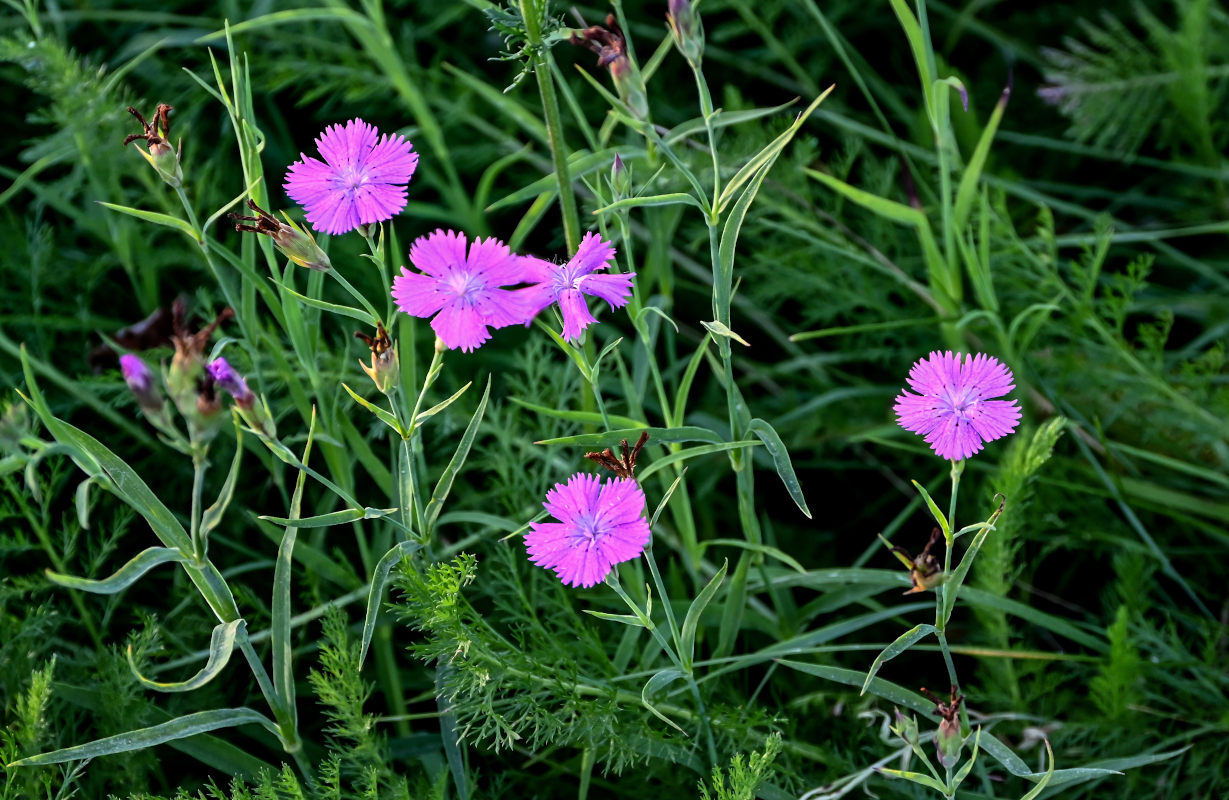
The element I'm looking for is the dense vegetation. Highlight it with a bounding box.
[1,0,1226,798]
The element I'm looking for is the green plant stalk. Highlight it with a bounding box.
[522,0,581,253]
[189,448,207,560]
[935,458,969,734]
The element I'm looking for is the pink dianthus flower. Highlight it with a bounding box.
[284,119,418,235]
[391,229,535,353]
[894,351,1021,461]
[522,232,634,342]
[526,472,651,588]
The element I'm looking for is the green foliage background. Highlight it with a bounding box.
[1,0,1226,798]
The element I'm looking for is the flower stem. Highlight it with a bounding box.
[522,0,580,253]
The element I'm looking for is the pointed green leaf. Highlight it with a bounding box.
[47,547,191,594]
[258,507,397,528]
[696,539,806,573]
[8,707,280,767]
[537,426,720,447]
[414,380,472,427]
[953,86,1010,231]
[1019,739,1054,800]
[201,428,243,539]
[342,383,404,437]
[636,441,760,482]
[748,419,811,519]
[641,668,688,734]
[876,767,948,793]
[650,469,687,528]
[358,539,424,668]
[681,560,727,669]
[424,377,490,535]
[74,476,94,530]
[911,479,952,541]
[584,610,647,627]
[861,624,939,695]
[97,202,199,241]
[278,283,376,326]
[128,620,244,693]
[700,320,750,346]
[942,500,1005,624]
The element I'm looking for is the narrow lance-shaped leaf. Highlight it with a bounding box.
[942,496,1005,625]
[748,418,812,519]
[8,707,281,767]
[127,620,245,693]
[272,409,314,732]
[681,560,727,670]
[641,668,688,734]
[201,427,243,539]
[358,540,424,668]
[47,547,192,595]
[861,624,939,695]
[423,377,491,535]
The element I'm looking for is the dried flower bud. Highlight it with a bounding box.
[230,199,331,272]
[120,354,164,414]
[124,104,182,188]
[356,323,399,395]
[167,300,232,420]
[936,715,964,768]
[667,0,704,65]
[571,16,649,119]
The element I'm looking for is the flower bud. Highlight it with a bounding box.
[124,104,182,188]
[891,708,920,747]
[207,357,254,409]
[120,354,164,414]
[356,323,399,395]
[230,200,331,272]
[667,0,704,65]
[935,716,964,768]
[610,153,630,200]
[609,56,649,120]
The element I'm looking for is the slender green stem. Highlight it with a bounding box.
[189,447,207,560]
[608,575,680,669]
[523,0,580,252]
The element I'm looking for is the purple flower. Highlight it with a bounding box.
[526,472,651,588]
[522,232,634,342]
[391,229,535,353]
[120,354,162,413]
[207,357,254,407]
[284,119,418,236]
[894,351,1021,461]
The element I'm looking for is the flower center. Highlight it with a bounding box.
[446,269,484,303]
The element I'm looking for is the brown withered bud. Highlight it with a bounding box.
[167,298,233,416]
[570,15,648,118]
[355,322,399,394]
[231,199,331,272]
[879,527,945,594]
[124,104,182,186]
[585,430,649,480]
[921,685,965,768]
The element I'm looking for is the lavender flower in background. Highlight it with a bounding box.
[207,357,254,408]
[525,472,651,588]
[284,119,418,235]
[120,354,163,413]
[894,351,1021,461]
[522,232,634,342]
[391,229,535,353]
